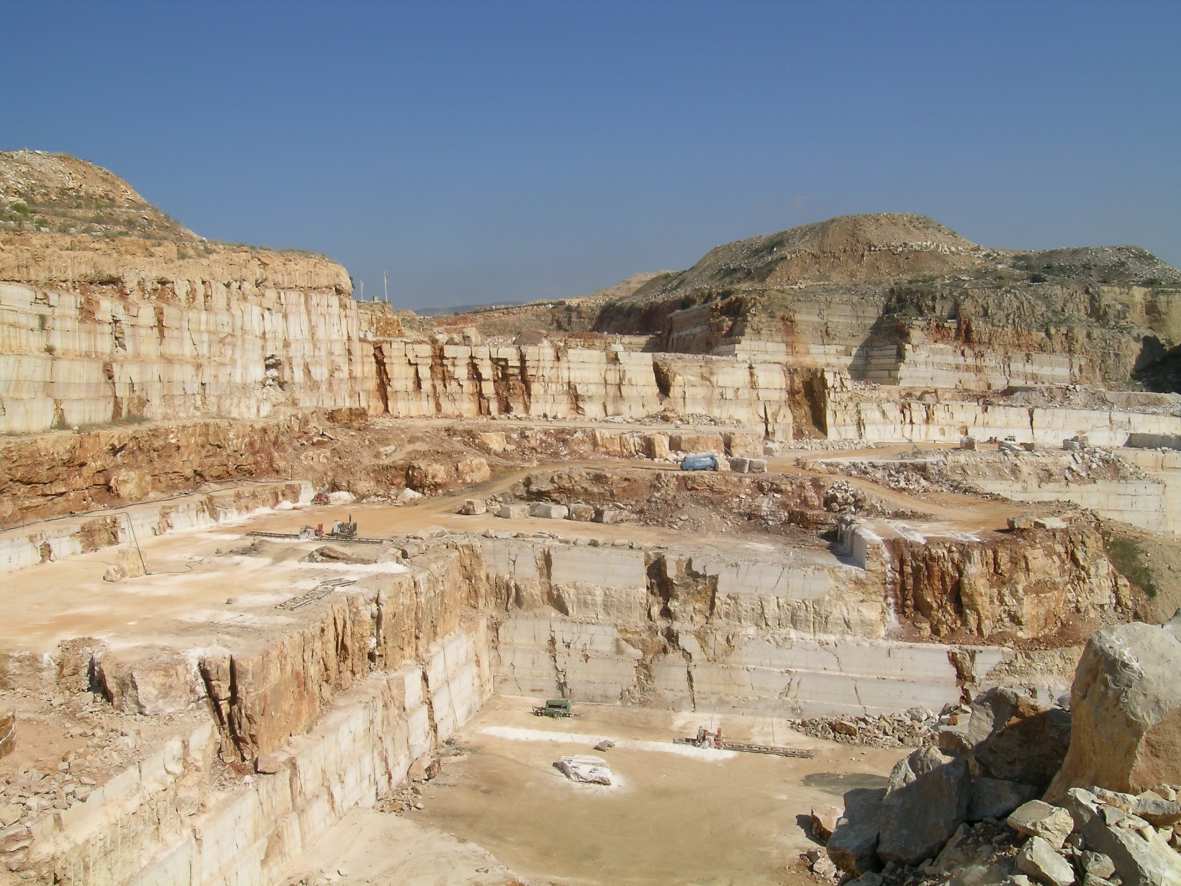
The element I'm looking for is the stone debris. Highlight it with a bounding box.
[789,709,939,749]
[554,755,614,786]
[0,710,14,760]
[458,498,487,515]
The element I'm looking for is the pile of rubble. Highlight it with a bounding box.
[789,709,938,749]
[809,616,1181,886]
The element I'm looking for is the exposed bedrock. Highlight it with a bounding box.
[887,519,1137,644]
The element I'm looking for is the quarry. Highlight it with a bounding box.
[1,150,1181,886]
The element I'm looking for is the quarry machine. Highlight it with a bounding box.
[533,699,574,718]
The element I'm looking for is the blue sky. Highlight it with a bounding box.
[4,1,1180,308]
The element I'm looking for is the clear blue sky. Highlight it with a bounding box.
[4,1,1180,308]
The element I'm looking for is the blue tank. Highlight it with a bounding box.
[679,454,718,471]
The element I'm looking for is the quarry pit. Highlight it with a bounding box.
[2,153,1181,885]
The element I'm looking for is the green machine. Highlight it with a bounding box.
[532,698,572,718]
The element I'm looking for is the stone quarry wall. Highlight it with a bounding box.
[0,481,311,574]
[459,535,1015,717]
[823,383,1181,447]
[19,630,491,886]
[370,339,795,437]
[0,413,326,528]
[7,269,1181,452]
[0,279,370,435]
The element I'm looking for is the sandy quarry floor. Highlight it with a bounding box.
[289,696,905,886]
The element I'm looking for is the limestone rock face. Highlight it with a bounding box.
[1048,618,1181,799]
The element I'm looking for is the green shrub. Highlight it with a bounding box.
[1104,533,1159,598]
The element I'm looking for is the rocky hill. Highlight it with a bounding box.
[578,214,1181,391]
[0,150,346,291]
[0,151,375,434]
[0,149,195,240]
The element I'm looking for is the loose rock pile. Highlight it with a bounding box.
[789,709,938,749]
[812,617,1181,885]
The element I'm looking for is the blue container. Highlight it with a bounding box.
[679,454,718,471]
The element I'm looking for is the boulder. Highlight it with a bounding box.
[1061,788,1103,831]
[886,745,950,795]
[458,498,486,516]
[1081,805,1181,886]
[496,503,528,520]
[1017,836,1076,886]
[1132,791,1181,827]
[878,757,971,864]
[827,789,885,876]
[554,755,613,786]
[1048,618,1181,799]
[962,687,1072,790]
[969,777,1040,821]
[810,805,842,841]
[94,646,200,715]
[1007,800,1075,849]
[1080,852,1116,880]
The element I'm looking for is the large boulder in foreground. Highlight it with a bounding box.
[877,754,971,864]
[1048,615,1181,799]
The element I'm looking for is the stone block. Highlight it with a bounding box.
[643,434,670,460]
[729,457,750,473]
[528,502,569,520]
[594,507,627,524]
[496,503,529,520]
[1034,517,1068,530]
[458,499,487,516]
[747,458,767,473]
[567,503,595,522]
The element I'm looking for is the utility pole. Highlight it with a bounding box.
[359,279,365,301]
[383,270,389,305]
